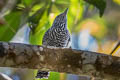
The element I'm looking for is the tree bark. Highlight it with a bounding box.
[0,41,120,80]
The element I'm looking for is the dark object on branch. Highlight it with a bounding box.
[36,71,50,79]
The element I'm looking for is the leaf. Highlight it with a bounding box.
[68,0,84,32]
[113,0,120,5]
[0,11,21,41]
[48,72,60,80]
[29,11,50,45]
[84,0,106,17]
[21,0,33,6]
[55,0,70,9]
[28,6,46,33]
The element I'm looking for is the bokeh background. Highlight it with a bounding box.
[0,0,120,80]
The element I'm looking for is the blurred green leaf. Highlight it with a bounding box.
[29,11,50,45]
[48,72,60,80]
[28,6,46,33]
[17,4,25,9]
[0,11,21,41]
[55,0,70,10]
[84,0,106,17]
[22,0,33,6]
[113,0,120,5]
[30,3,45,15]
[68,0,84,32]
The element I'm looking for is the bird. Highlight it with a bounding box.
[36,8,71,79]
[110,41,120,55]
[42,8,71,48]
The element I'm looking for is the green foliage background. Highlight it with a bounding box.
[0,0,106,44]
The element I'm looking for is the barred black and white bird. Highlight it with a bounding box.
[36,8,71,79]
[42,8,71,48]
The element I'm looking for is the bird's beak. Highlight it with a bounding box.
[63,8,68,15]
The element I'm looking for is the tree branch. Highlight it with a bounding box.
[0,41,120,79]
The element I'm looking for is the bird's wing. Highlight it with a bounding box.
[66,35,71,48]
[42,28,51,46]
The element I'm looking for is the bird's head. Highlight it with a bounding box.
[52,8,68,28]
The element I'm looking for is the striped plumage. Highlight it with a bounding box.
[42,8,71,48]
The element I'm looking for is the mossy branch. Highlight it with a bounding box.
[0,42,120,79]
